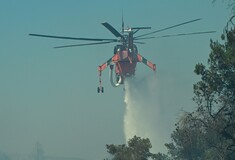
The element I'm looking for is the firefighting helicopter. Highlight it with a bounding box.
[29,18,215,93]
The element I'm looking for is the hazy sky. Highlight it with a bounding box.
[0,0,231,159]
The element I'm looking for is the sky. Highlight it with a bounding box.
[0,0,231,159]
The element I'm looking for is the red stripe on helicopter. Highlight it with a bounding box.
[147,62,156,71]
[98,63,107,71]
[137,54,143,62]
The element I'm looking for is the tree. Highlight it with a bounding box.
[105,136,160,160]
[165,18,235,159]
[213,0,235,13]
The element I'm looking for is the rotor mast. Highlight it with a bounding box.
[123,27,151,52]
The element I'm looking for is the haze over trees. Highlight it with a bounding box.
[161,2,235,159]
[164,16,235,159]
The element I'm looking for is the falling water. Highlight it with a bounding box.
[123,74,167,153]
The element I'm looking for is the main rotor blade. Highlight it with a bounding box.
[134,36,156,40]
[134,41,145,44]
[135,18,202,38]
[102,22,124,38]
[147,31,216,39]
[29,33,117,42]
[54,41,115,48]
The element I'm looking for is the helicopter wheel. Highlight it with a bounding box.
[97,87,104,93]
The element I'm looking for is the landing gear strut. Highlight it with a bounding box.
[97,86,104,93]
[98,70,104,93]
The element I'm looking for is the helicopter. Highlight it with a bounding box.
[29,18,215,93]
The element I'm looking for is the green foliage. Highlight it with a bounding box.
[105,136,160,160]
[213,0,235,13]
[166,20,235,159]
[154,153,171,160]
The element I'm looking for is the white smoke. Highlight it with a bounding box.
[123,74,168,153]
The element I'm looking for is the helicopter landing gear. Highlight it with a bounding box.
[97,86,104,93]
[98,69,104,93]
